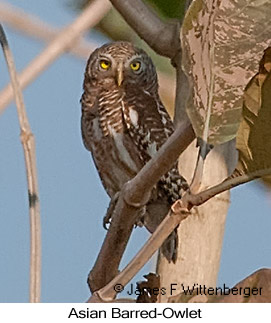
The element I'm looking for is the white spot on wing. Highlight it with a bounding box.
[142,131,157,158]
[129,109,139,127]
[143,90,151,96]
[161,116,167,125]
[147,142,157,157]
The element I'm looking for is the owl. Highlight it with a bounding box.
[81,41,188,262]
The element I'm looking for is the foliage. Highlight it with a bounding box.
[181,0,271,145]
[74,0,186,20]
[234,47,271,183]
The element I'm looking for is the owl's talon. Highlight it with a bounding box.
[133,206,145,228]
[103,192,120,230]
[103,216,111,230]
[134,220,143,228]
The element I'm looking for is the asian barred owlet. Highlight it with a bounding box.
[81,41,188,262]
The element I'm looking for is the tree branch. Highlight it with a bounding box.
[0,1,96,59]
[88,121,195,293]
[173,52,190,125]
[0,24,41,303]
[109,0,181,58]
[0,0,112,113]
[186,168,271,207]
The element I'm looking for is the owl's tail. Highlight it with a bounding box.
[161,228,178,263]
[143,197,179,263]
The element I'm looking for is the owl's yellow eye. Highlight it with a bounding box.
[100,59,111,70]
[130,61,141,71]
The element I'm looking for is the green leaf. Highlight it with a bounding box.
[234,47,271,178]
[73,0,185,40]
[181,0,271,145]
[145,0,185,20]
[74,0,185,20]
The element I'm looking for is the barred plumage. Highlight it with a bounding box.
[81,41,188,262]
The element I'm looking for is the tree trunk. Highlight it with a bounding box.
[157,139,237,302]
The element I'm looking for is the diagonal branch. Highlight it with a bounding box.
[0,1,96,59]
[90,203,189,302]
[0,24,41,303]
[0,0,112,113]
[88,120,195,293]
[109,0,181,59]
[124,121,194,205]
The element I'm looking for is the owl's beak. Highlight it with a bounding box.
[116,65,124,87]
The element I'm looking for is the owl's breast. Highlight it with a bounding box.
[96,89,124,137]
[84,94,144,196]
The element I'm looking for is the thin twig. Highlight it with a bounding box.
[0,24,41,303]
[0,0,112,113]
[0,1,95,59]
[109,0,180,58]
[187,168,271,207]
[189,139,214,193]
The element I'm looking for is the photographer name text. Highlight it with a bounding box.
[115,283,262,297]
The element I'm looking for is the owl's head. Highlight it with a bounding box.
[85,41,158,93]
